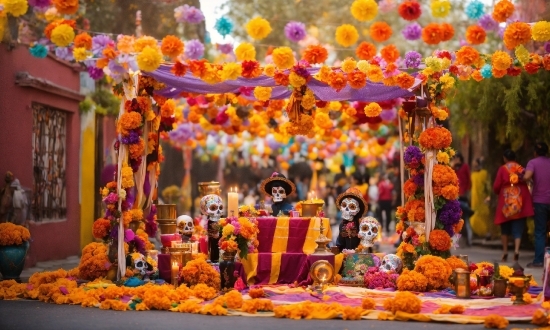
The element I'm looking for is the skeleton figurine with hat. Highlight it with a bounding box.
[335,188,368,252]
[260,172,296,216]
[200,194,224,263]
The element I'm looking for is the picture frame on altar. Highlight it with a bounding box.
[342,253,380,279]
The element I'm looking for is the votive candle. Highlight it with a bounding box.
[171,262,179,287]
[228,187,239,217]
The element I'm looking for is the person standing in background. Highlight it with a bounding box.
[523,142,550,269]
[0,172,15,222]
[470,158,493,240]
[452,153,473,246]
[368,174,379,217]
[377,174,394,234]
[11,179,28,226]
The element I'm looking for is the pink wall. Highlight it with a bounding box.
[0,45,82,266]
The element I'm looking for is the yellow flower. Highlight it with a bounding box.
[134,36,158,52]
[73,47,90,62]
[272,46,295,69]
[350,0,378,22]
[222,224,235,237]
[235,42,256,61]
[288,72,306,88]
[316,65,332,83]
[335,24,359,47]
[436,109,448,121]
[3,0,28,17]
[491,50,513,71]
[364,102,382,117]
[44,7,60,22]
[515,45,530,66]
[439,73,455,90]
[357,60,369,73]
[341,57,357,73]
[366,65,383,82]
[532,21,550,42]
[246,17,272,40]
[329,101,342,111]
[425,56,443,72]
[436,151,450,164]
[137,46,162,72]
[431,0,451,18]
[220,62,242,81]
[301,89,316,110]
[253,86,272,101]
[314,112,333,129]
[50,24,75,47]
[263,64,275,77]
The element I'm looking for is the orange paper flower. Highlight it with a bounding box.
[380,44,400,63]
[428,229,452,251]
[465,25,486,45]
[492,0,515,23]
[171,61,188,77]
[355,42,377,61]
[347,70,367,89]
[302,45,328,64]
[369,22,393,42]
[395,72,415,89]
[328,71,347,92]
[418,127,452,150]
[440,23,455,42]
[161,35,184,58]
[422,23,442,45]
[73,32,92,50]
[503,22,532,50]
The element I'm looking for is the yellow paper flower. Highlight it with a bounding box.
[350,0,378,22]
[137,46,162,72]
[263,64,276,77]
[272,47,295,69]
[316,65,332,83]
[532,21,550,42]
[491,50,513,71]
[366,65,383,82]
[436,151,450,164]
[515,45,530,66]
[50,24,75,47]
[335,24,359,47]
[439,73,455,91]
[288,72,306,88]
[73,47,90,62]
[253,86,272,101]
[235,42,256,61]
[425,56,443,72]
[341,57,357,73]
[431,0,451,18]
[364,102,382,117]
[246,17,272,40]
[301,90,316,110]
[3,0,28,17]
[329,101,342,111]
[220,62,242,81]
[134,36,158,52]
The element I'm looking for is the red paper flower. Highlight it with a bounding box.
[398,1,422,21]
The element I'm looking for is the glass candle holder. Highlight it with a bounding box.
[455,269,471,299]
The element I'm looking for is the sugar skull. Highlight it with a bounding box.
[340,198,360,221]
[127,253,149,276]
[200,194,223,222]
[177,215,194,235]
[379,254,403,274]
[357,216,380,248]
[271,185,287,203]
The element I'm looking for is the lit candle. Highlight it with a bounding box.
[191,242,199,254]
[228,187,239,217]
[171,262,179,287]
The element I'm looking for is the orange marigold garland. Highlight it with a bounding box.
[328,71,348,92]
[347,70,367,89]
[302,45,328,64]
[445,256,467,270]
[418,127,452,150]
[92,218,112,240]
[383,291,422,314]
[428,229,452,252]
[414,255,452,290]
[369,22,393,42]
[396,269,428,291]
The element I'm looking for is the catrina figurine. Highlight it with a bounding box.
[335,188,368,252]
[260,172,296,216]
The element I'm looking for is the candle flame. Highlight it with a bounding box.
[172,262,178,267]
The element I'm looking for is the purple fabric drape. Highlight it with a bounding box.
[256,218,277,253]
[145,64,418,102]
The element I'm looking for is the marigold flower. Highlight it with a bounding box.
[398,0,422,21]
[248,287,266,298]
[350,0,378,22]
[491,50,512,71]
[532,21,550,42]
[289,72,306,88]
[422,23,442,45]
[137,46,162,72]
[335,24,359,47]
[484,314,509,329]
[253,86,272,102]
[439,23,455,41]
[241,299,274,313]
[134,36,158,52]
[418,127,452,150]
[73,32,92,50]
[380,44,400,63]
[263,64,276,77]
[369,22,392,42]
[92,218,111,240]
[445,256,467,270]
[503,22,532,50]
[328,71,347,92]
[274,71,289,86]
[117,35,135,54]
[50,24,75,47]
[404,179,418,198]
[171,61,188,77]
[246,17,272,40]
[365,64,383,82]
[347,70,367,89]
[78,242,110,280]
[161,35,184,58]
[471,69,483,82]
[272,46,295,69]
[52,0,79,15]
[466,25,486,45]
[532,309,548,326]
[395,72,415,89]
[414,255,452,290]
[302,45,328,64]
[354,42,376,61]
[341,57,357,73]
[492,0,514,23]
[383,291,422,314]
[429,229,452,251]
[0,222,31,245]
[233,42,255,61]
[364,102,382,117]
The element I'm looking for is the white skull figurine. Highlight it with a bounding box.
[177,215,194,235]
[271,186,287,203]
[200,194,224,222]
[379,254,403,274]
[134,254,148,276]
[340,198,360,220]
[357,216,380,248]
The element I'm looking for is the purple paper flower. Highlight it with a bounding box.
[28,0,51,8]
[284,21,307,43]
[107,60,126,82]
[404,145,423,166]
[92,35,114,56]
[55,47,73,62]
[145,204,158,237]
[174,5,205,24]
[184,39,204,60]
[412,173,424,186]
[103,193,119,204]
[217,43,233,55]
[478,14,498,32]
[402,23,422,41]
[292,63,311,79]
[545,42,550,54]
[168,123,193,145]
[439,199,462,227]
[88,66,104,80]
[404,51,422,69]
[120,130,141,145]
[133,236,146,254]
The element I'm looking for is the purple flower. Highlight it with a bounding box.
[478,14,498,32]
[28,0,51,8]
[145,205,158,237]
[88,66,104,80]
[404,51,421,69]
[284,21,307,43]
[184,39,204,60]
[412,173,424,186]
[174,5,205,24]
[438,199,462,226]
[404,145,423,166]
[545,42,550,54]
[110,225,118,239]
[92,35,114,56]
[292,64,311,79]
[107,60,126,82]
[120,130,141,145]
[103,193,119,204]
[217,43,233,55]
[129,157,142,172]
[124,229,135,242]
[168,123,193,145]
[133,236,146,254]
[55,47,73,62]
[402,23,422,41]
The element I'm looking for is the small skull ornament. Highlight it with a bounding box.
[200,194,224,222]
[133,254,148,276]
[340,198,360,220]
[379,254,403,274]
[177,215,194,235]
[357,216,380,248]
[271,185,287,203]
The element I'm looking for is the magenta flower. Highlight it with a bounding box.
[402,23,422,41]
[478,14,498,32]
[284,21,307,43]
[184,39,205,60]
[28,0,51,8]
[174,5,204,24]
